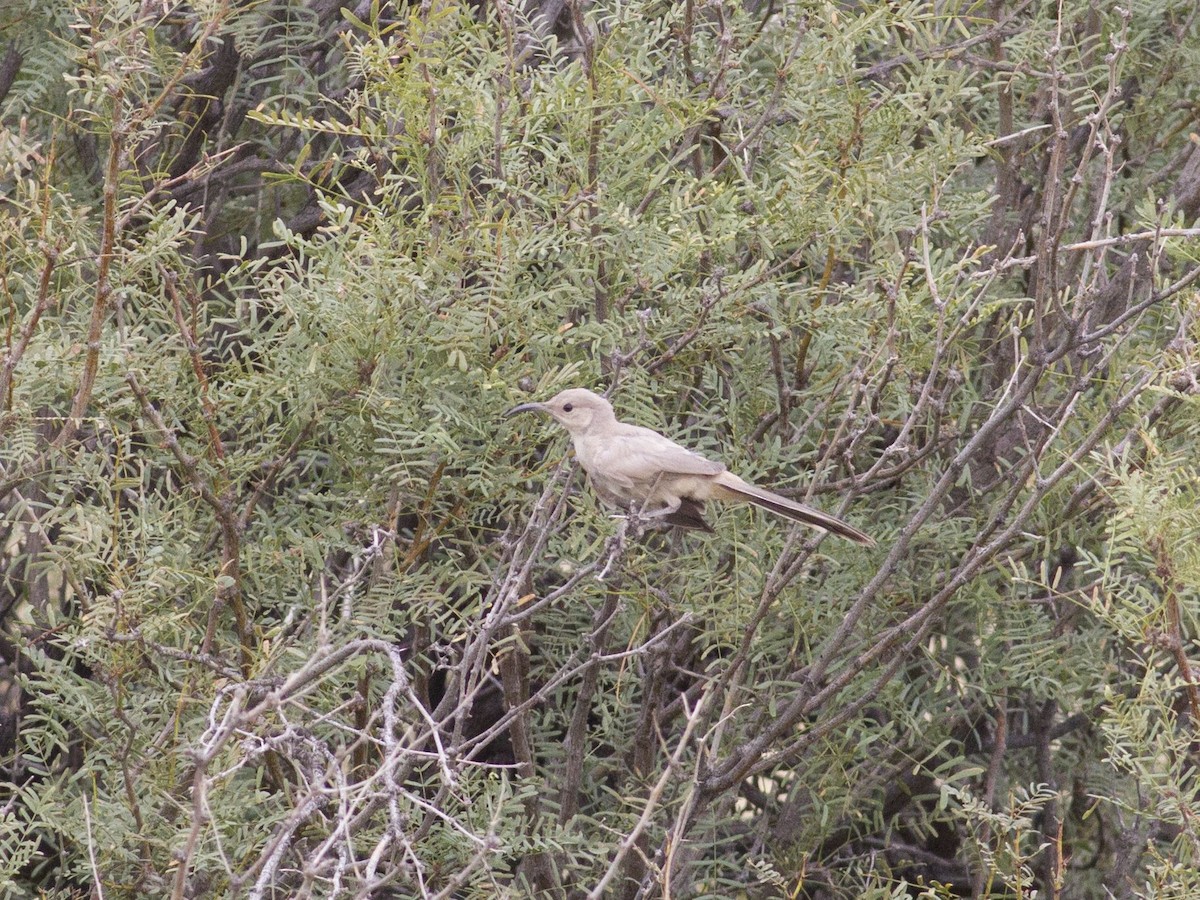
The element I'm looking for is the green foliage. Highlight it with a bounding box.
[3,0,1200,896]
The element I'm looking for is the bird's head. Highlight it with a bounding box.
[504,388,615,436]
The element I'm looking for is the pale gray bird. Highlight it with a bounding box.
[506,388,874,544]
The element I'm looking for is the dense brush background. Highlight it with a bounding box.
[3,0,1200,896]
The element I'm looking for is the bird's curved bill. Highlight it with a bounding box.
[504,402,546,418]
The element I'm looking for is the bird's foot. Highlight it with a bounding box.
[612,511,670,538]
[609,512,645,536]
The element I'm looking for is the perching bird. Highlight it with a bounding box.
[505,388,873,544]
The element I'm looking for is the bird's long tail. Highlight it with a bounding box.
[712,472,874,545]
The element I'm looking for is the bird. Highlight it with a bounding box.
[505,388,873,544]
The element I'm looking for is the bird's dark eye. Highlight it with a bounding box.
[563,403,574,412]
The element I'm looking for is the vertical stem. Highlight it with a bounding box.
[1,243,59,410]
[55,95,125,447]
[557,587,620,828]
[568,0,607,323]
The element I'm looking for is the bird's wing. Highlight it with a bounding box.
[597,425,726,484]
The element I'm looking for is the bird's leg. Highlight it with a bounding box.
[635,497,680,520]
[626,476,678,535]
[634,474,674,520]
